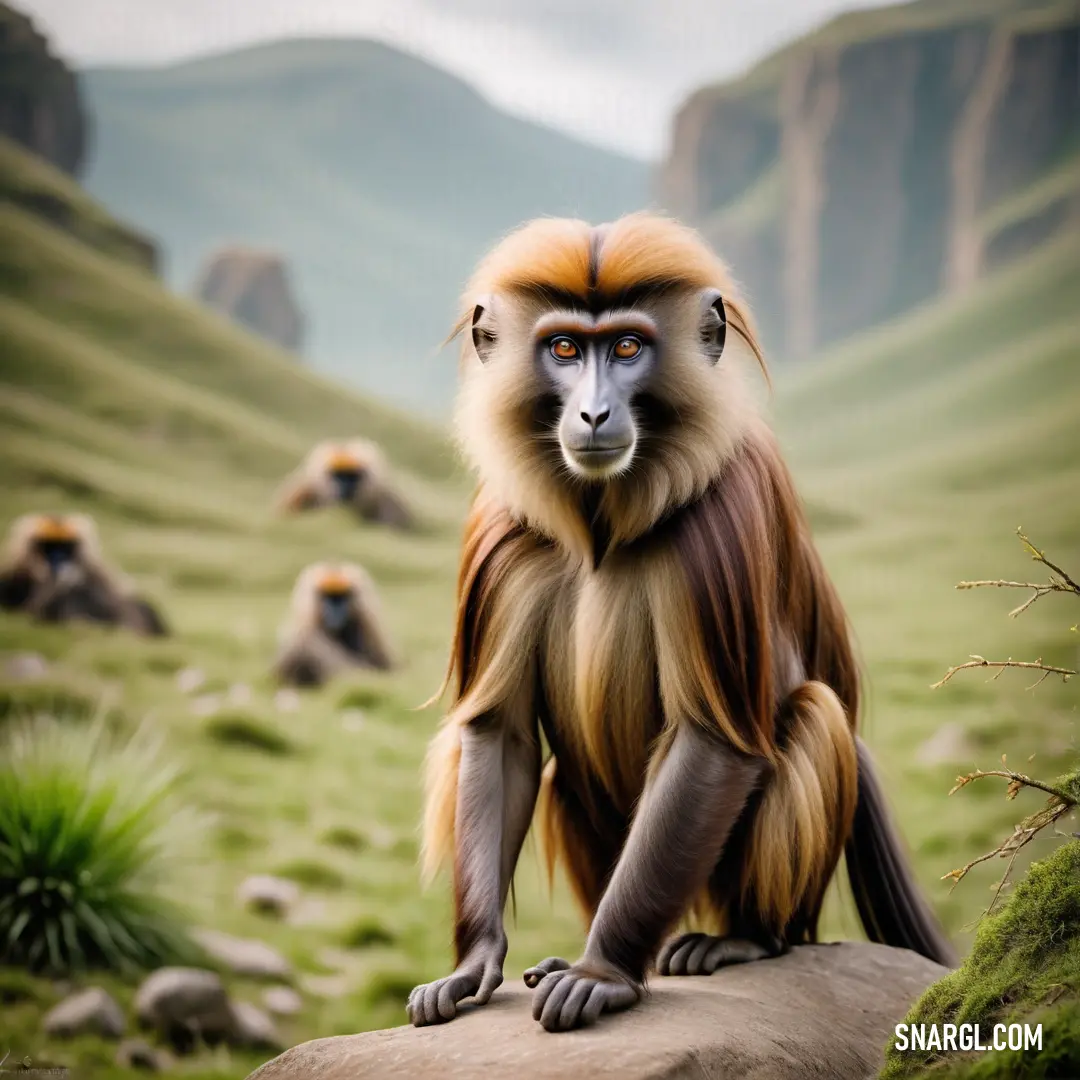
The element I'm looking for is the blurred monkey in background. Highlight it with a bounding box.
[274,562,395,687]
[275,439,413,529]
[0,513,168,635]
[410,213,954,1034]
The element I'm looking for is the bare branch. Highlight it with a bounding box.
[931,655,1075,690]
[947,767,1078,806]
[1018,528,1080,596]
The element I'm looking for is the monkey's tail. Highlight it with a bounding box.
[845,736,957,967]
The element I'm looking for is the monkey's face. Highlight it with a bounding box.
[318,585,354,633]
[30,518,82,577]
[469,286,729,485]
[329,466,365,502]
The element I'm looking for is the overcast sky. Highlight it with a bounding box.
[19,0,891,159]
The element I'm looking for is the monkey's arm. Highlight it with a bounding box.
[408,709,540,1027]
[525,723,764,1032]
[369,488,413,530]
[0,569,35,610]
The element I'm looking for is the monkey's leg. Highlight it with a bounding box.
[526,724,763,1032]
[408,718,539,1027]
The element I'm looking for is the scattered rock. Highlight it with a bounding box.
[298,972,353,1000]
[915,722,977,767]
[191,693,221,717]
[340,709,365,733]
[262,986,303,1017]
[248,944,948,1080]
[237,875,301,919]
[115,1038,171,1072]
[287,898,327,928]
[43,986,126,1039]
[134,967,235,1051]
[4,651,49,681]
[193,929,293,981]
[366,824,396,851]
[228,682,254,707]
[274,689,300,713]
[176,667,206,694]
[229,1001,283,1050]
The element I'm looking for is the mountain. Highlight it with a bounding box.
[78,39,651,413]
[657,0,1080,362]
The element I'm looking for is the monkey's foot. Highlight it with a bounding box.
[522,956,570,989]
[528,961,642,1032]
[407,955,504,1026]
[656,933,775,976]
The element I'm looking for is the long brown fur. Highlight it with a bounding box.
[421,213,947,980]
[0,513,168,636]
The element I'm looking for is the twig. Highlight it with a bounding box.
[947,767,1078,805]
[954,529,1080,617]
[931,655,1074,690]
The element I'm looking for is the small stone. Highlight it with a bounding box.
[115,1038,171,1072]
[228,682,253,706]
[262,986,303,1017]
[237,874,300,919]
[193,929,293,981]
[367,824,395,851]
[340,709,365,732]
[915,723,976,767]
[134,967,235,1051]
[228,1001,283,1050]
[4,651,49,681]
[274,688,300,713]
[191,693,221,717]
[43,986,126,1039]
[176,667,205,694]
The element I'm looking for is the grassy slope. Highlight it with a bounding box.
[1,136,1079,1076]
[79,39,650,413]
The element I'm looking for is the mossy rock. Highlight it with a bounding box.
[881,839,1080,1079]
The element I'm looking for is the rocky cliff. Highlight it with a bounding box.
[194,248,305,355]
[0,2,87,176]
[658,0,1080,361]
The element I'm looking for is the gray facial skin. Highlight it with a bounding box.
[534,312,658,480]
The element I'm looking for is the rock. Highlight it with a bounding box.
[228,682,254,706]
[237,875,301,919]
[274,689,300,713]
[194,247,305,354]
[43,986,126,1039]
[262,986,303,1017]
[193,929,293,981]
[134,967,235,1050]
[4,651,49,680]
[191,693,221,716]
[229,1001,284,1050]
[915,723,976,767]
[115,1039,171,1072]
[0,4,86,175]
[176,667,206,694]
[247,943,947,1080]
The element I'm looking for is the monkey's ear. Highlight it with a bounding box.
[470,295,498,364]
[699,289,727,363]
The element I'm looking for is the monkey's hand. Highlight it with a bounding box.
[406,934,506,1027]
[527,958,642,1032]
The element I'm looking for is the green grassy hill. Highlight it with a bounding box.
[0,132,1078,1077]
[79,39,650,414]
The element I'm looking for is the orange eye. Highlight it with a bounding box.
[550,337,579,362]
[613,336,641,360]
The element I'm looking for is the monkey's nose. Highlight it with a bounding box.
[580,408,610,431]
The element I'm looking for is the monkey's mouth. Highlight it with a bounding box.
[562,442,634,478]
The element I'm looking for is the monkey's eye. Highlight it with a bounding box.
[612,336,642,361]
[550,337,580,363]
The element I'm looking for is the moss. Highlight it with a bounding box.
[881,839,1080,1079]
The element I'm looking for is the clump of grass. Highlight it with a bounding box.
[320,825,368,852]
[203,712,294,756]
[341,916,396,950]
[335,686,386,712]
[274,859,346,891]
[0,716,200,974]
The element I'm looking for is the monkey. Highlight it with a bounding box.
[275,439,413,529]
[273,562,395,687]
[407,213,955,1034]
[0,513,168,636]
